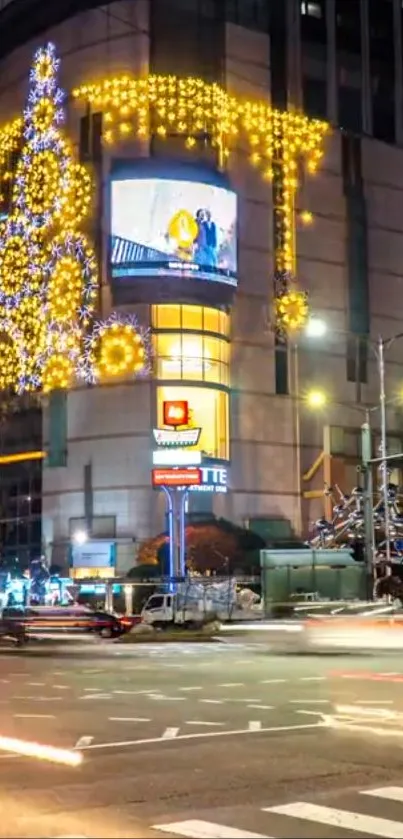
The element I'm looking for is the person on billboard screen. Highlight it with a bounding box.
[194,208,217,268]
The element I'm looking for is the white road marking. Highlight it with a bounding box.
[362,786,403,803]
[152,819,271,838]
[260,679,287,684]
[82,669,103,674]
[84,687,101,692]
[264,801,403,837]
[149,695,186,702]
[219,683,244,688]
[356,700,394,705]
[27,682,45,686]
[199,699,224,705]
[380,672,401,676]
[296,710,324,717]
[0,679,9,684]
[75,736,94,748]
[53,671,67,675]
[79,721,322,751]
[53,685,69,690]
[248,705,274,710]
[80,693,112,700]
[299,676,326,681]
[179,686,203,692]
[13,696,63,702]
[186,721,225,727]
[109,717,151,723]
[232,698,260,703]
[162,727,179,739]
[14,714,55,719]
[289,699,330,704]
[248,721,262,731]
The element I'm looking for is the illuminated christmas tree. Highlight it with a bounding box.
[0,43,148,394]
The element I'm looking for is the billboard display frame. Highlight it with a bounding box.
[108,159,238,307]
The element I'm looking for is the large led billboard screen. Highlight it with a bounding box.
[110,178,237,287]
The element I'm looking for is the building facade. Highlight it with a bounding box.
[0,0,402,574]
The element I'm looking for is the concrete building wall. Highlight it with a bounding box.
[1,0,403,568]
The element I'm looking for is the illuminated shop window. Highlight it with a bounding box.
[152,304,230,337]
[157,385,229,460]
[154,332,229,386]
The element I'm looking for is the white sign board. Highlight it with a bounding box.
[71,541,115,569]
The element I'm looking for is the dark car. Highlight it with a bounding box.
[2,605,129,639]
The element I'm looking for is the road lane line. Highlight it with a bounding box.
[80,693,112,700]
[149,695,186,702]
[248,721,262,731]
[289,699,330,704]
[178,687,203,692]
[152,819,271,838]
[299,676,326,681]
[264,801,403,837]
[296,710,324,717]
[219,683,244,687]
[109,717,151,722]
[13,696,63,702]
[79,721,322,751]
[186,721,225,726]
[356,700,394,704]
[0,679,9,684]
[248,704,274,710]
[53,685,69,690]
[260,679,287,684]
[27,682,45,687]
[83,688,101,692]
[199,699,224,704]
[162,727,179,739]
[14,714,55,719]
[362,787,403,802]
[75,736,94,748]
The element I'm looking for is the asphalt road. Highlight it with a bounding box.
[1,639,403,837]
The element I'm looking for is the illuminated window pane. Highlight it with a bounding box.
[203,307,220,333]
[181,334,204,380]
[219,310,230,337]
[157,385,229,460]
[152,304,181,329]
[182,305,203,331]
[154,332,229,385]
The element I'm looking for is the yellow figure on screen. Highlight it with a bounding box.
[167,209,198,261]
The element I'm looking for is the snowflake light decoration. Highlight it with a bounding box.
[0,43,148,394]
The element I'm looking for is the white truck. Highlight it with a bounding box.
[141,579,237,628]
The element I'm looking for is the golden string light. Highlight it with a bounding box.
[275,289,309,334]
[71,74,328,331]
[91,320,146,381]
[47,255,84,325]
[41,354,75,394]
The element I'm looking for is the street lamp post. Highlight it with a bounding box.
[306,318,403,571]
[378,336,391,567]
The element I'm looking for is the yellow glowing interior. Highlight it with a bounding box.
[157,385,229,460]
[154,332,229,386]
[151,304,230,336]
[70,567,115,580]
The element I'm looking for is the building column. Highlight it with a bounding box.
[393,0,403,145]
[326,0,337,124]
[286,0,302,109]
[360,0,372,136]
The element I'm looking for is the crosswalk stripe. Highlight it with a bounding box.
[264,801,403,837]
[362,786,403,803]
[152,820,271,838]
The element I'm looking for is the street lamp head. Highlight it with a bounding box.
[306,388,327,409]
[72,529,88,546]
[305,317,327,338]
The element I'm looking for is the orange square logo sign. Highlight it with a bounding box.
[163,400,189,427]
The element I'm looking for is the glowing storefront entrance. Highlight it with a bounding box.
[152,304,230,463]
